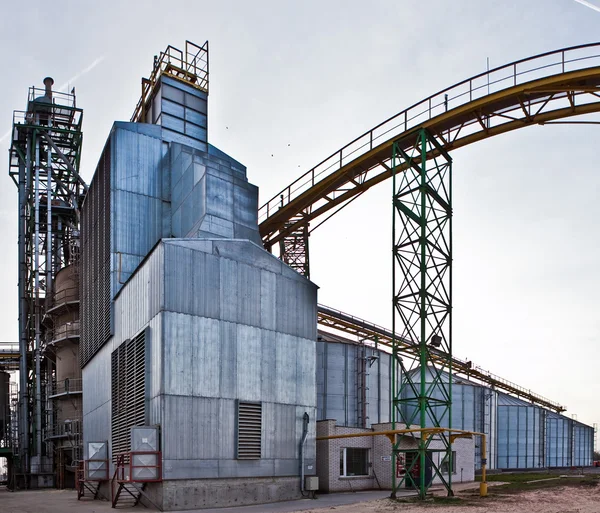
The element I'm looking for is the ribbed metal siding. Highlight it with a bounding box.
[497,405,544,469]
[236,401,261,460]
[317,340,395,427]
[573,423,594,466]
[111,330,146,460]
[546,414,573,467]
[81,140,112,366]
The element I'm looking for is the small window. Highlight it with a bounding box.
[340,448,370,477]
[236,401,261,459]
[440,451,457,474]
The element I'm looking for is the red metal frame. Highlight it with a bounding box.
[84,459,109,481]
[77,459,109,501]
[114,451,163,483]
[111,451,162,506]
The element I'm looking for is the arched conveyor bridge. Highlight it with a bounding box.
[259,43,600,275]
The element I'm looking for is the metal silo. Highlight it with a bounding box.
[546,412,573,467]
[497,394,545,469]
[572,420,594,466]
[316,331,396,428]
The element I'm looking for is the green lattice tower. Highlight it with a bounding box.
[391,128,453,499]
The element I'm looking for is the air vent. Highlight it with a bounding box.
[111,330,146,461]
[237,401,262,459]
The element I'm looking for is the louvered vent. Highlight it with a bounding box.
[81,141,112,367]
[237,401,262,460]
[111,330,146,462]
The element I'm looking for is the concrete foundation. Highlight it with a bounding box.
[141,477,302,510]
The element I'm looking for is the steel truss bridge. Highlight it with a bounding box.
[259,43,600,498]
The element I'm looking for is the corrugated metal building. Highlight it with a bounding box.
[316,329,594,483]
[82,67,318,510]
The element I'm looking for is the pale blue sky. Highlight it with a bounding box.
[1,0,599,426]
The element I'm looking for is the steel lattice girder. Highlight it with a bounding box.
[392,128,453,499]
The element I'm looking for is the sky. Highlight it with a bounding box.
[0,0,599,428]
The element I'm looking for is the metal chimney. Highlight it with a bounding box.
[43,77,54,100]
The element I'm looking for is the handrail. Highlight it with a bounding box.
[258,42,600,226]
[131,40,209,123]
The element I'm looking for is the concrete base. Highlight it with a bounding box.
[143,477,303,511]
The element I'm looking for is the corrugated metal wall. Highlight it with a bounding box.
[573,421,594,466]
[316,339,396,428]
[546,413,573,467]
[496,404,544,469]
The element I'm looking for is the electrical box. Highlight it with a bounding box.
[305,476,319,491]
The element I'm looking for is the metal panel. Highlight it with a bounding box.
[546,413,573,467]
[236,324,262,401]
[497,404,544,469]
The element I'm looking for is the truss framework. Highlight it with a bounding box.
[277,215,310,278]
[8,84,85,477]
[392,128,453,498]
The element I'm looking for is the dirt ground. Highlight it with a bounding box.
[1,482,599,513]
[293,485,600,513]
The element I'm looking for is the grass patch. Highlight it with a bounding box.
[476,472,555,483]
[486,475,600,495]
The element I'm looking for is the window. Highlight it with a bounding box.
[236,401,262,459]
[440,451,457,474]
[340,448,370,477]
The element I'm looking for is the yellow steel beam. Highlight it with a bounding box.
[260,65,600,246]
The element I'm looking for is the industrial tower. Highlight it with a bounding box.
[8,78,86,487]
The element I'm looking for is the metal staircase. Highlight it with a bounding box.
[111,451,162,510]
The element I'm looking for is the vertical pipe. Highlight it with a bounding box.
[390,143,397,498]
[47,118,53,301]
[479,434,487,497]
[18,142,29,472]
[448,141,453,496]
[419,129,427,500]
[34,130,42,464]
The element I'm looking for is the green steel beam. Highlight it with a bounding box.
[392,128,453,499]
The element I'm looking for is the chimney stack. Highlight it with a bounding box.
[43,77,54,100]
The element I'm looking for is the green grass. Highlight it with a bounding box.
[478,473,600,495]
[476,472,555,483]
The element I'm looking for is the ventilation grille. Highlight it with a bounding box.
[111,331,146,461]
[81,140,112,366]
[237,402,262,460]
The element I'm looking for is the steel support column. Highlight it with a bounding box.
[391,128,453,499]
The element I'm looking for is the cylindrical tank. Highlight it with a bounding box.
[316,331,397,428]
[51,265,80,384]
